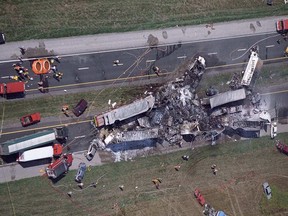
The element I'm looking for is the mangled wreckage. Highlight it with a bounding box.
[91,49,276,159]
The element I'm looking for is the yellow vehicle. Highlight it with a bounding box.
[285,46,288,57]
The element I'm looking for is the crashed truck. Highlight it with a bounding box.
[45,153,73,179]
[241,51,261,86]
[94,95,155,127]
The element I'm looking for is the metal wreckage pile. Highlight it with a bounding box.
[91,48,276,160]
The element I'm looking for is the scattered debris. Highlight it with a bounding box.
[275,140,288,155]
[119,185,124,191]
[152,178,162,189]
[182,155,189,161]
[174,165,181,171]
[194,189,206,206]
[62,105,70,117]
[89,49,270,161]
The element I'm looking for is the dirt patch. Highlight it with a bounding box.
[147,34,159,47]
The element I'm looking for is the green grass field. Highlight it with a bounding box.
[1,133,288,215]
[0,85,146,122]
[0,0,287,41]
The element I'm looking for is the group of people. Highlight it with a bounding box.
[9,46,64,94]
[49,64,64,81]
[10,63,33,82]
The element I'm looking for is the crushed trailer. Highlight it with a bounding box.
[94,95,155,127]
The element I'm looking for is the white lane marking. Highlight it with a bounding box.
[74,135,86,139]
[177,56,187,59]
[146,60,155,63]
[208,52,217,55]
[266,45,275,48]
[237,48,246,51]
[1,76,10,79]
[78,67,89,70]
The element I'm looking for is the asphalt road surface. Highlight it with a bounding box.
[0,33,286,97]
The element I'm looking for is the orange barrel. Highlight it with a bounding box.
[32,59,51,75]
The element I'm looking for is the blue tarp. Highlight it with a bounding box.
[216,211,226,216]
[106,139,157,152]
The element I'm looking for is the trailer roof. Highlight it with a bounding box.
[104,95,155,125]
[17,146,53,162]
[209,88,246,109]
[0,130,55,155]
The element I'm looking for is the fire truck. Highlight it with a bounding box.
[0,82,25,98]
[45,153,73,179]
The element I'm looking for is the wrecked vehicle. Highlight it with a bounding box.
[90,50,271,160]
[94,95,155,127]
[275,140,288,155]
[209,88,246,109]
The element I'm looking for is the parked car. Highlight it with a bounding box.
[0,33,5,44]
[85,143,97,161]
[262,182,272,199]
[72,99,88,117]
[20,112,41,127]
[75,162,87,183]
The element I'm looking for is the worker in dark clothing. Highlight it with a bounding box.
[54,56,61,63]
[51,65,57,73]
[152,66,160,76]
[19,47,26,55]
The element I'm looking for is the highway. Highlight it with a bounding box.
[0,32,288,149]
[1,16,288,182]
[0,33,286,96]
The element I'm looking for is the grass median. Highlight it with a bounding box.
[0,1,287,41]
[0,86,146,122]
[0,133,288,215]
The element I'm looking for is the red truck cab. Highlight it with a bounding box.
[276,19,288,34]
[53,143,63,157]
[20,112,41,127]
[46,153,73,179]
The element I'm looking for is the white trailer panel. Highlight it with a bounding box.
[241,52,259,86]
[209,88,246,109]
[8,133,56,154]
[17,146,53,162]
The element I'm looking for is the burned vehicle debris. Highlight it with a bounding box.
[90,49,276,161]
